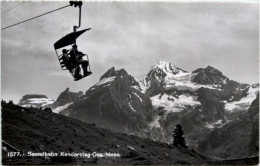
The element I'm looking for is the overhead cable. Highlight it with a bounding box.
[2,5,70,30]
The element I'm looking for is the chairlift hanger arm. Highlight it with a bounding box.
[74,6,82,31]
[69,1,83,32]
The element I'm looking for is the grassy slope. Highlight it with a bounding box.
[2,103,210,165]
[2,103,258,165]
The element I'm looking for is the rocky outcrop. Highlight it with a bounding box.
[197,95,259,159]
[248,94,259,157]
[192,66,249,101]
[60,67,153,133]
[50,88,83,110]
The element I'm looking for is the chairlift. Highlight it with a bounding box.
[53,1,92,81]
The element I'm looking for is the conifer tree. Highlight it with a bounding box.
[173,124,187,148]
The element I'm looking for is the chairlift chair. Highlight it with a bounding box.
[53,1,92,81]
[54,28,92,80]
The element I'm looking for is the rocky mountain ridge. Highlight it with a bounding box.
[17,61,259,160]
[51,88,83,113]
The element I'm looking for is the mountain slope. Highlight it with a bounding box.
[51,88,83,113]
[23,61,258,160]
[135,63,257,151]
[197,94,259,160]
[2,103,211,165]
[56,61,259,160]
[60,67,153,133]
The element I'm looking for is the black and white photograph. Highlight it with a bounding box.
[1,0,259,165]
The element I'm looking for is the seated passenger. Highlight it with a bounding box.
[70,44,91,77]
[61,49,74,72]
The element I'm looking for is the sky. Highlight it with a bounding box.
[1,1,259,103]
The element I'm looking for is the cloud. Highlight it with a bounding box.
[1,2,259,102]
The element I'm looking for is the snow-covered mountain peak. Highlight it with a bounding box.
[135,62,189,95]
[151,60,187,77]
[192,66,224,79]
[191,65,230,88]
[206,65,221,73]
[100,67,129,80]
[94,67,128,88]
[91,67,142,94]
[18,94,54,108]
[142,60,188,83]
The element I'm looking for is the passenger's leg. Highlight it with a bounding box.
[74,65,81,78]
[82,61,90,76]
